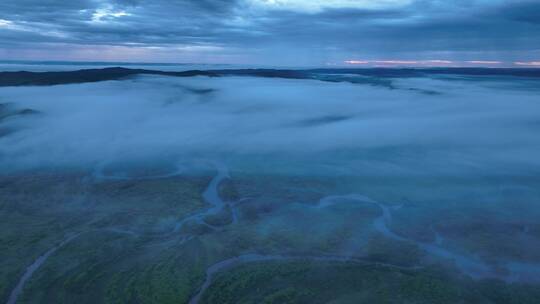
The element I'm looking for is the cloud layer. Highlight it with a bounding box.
[0,0,539,65]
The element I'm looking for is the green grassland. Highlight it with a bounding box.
[1,169,540,303]
[201,260,540,304]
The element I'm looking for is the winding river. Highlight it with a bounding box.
[325,196,490,272]
[6,234,80,304]
[7,163,540,304]
[189,190,540,303]
[315,194,538,282]
[6,227,140,304]
[173,162,230,234]
[188,253,422,304]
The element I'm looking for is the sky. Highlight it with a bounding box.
[0,0,539,67]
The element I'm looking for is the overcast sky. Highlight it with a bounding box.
[0,0,539,66]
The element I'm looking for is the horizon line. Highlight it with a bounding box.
[0,59,539,69]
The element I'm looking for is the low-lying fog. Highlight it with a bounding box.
[0,74,539,178]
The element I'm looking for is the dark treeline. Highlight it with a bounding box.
[1,67,539,87]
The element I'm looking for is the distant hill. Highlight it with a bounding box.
[0,67,539,87]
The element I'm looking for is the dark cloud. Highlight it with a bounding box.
[0,0,538,65]
[500,1,540,24]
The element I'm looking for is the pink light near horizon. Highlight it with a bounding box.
[344,60,369,64]
[466,61,502,65]
[424,60,453,64]
[344,59,455,66]
[374,60,419,64]
[344,59,540,67]
[514,61,540,67]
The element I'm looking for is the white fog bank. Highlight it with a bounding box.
[0,74,539,177]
